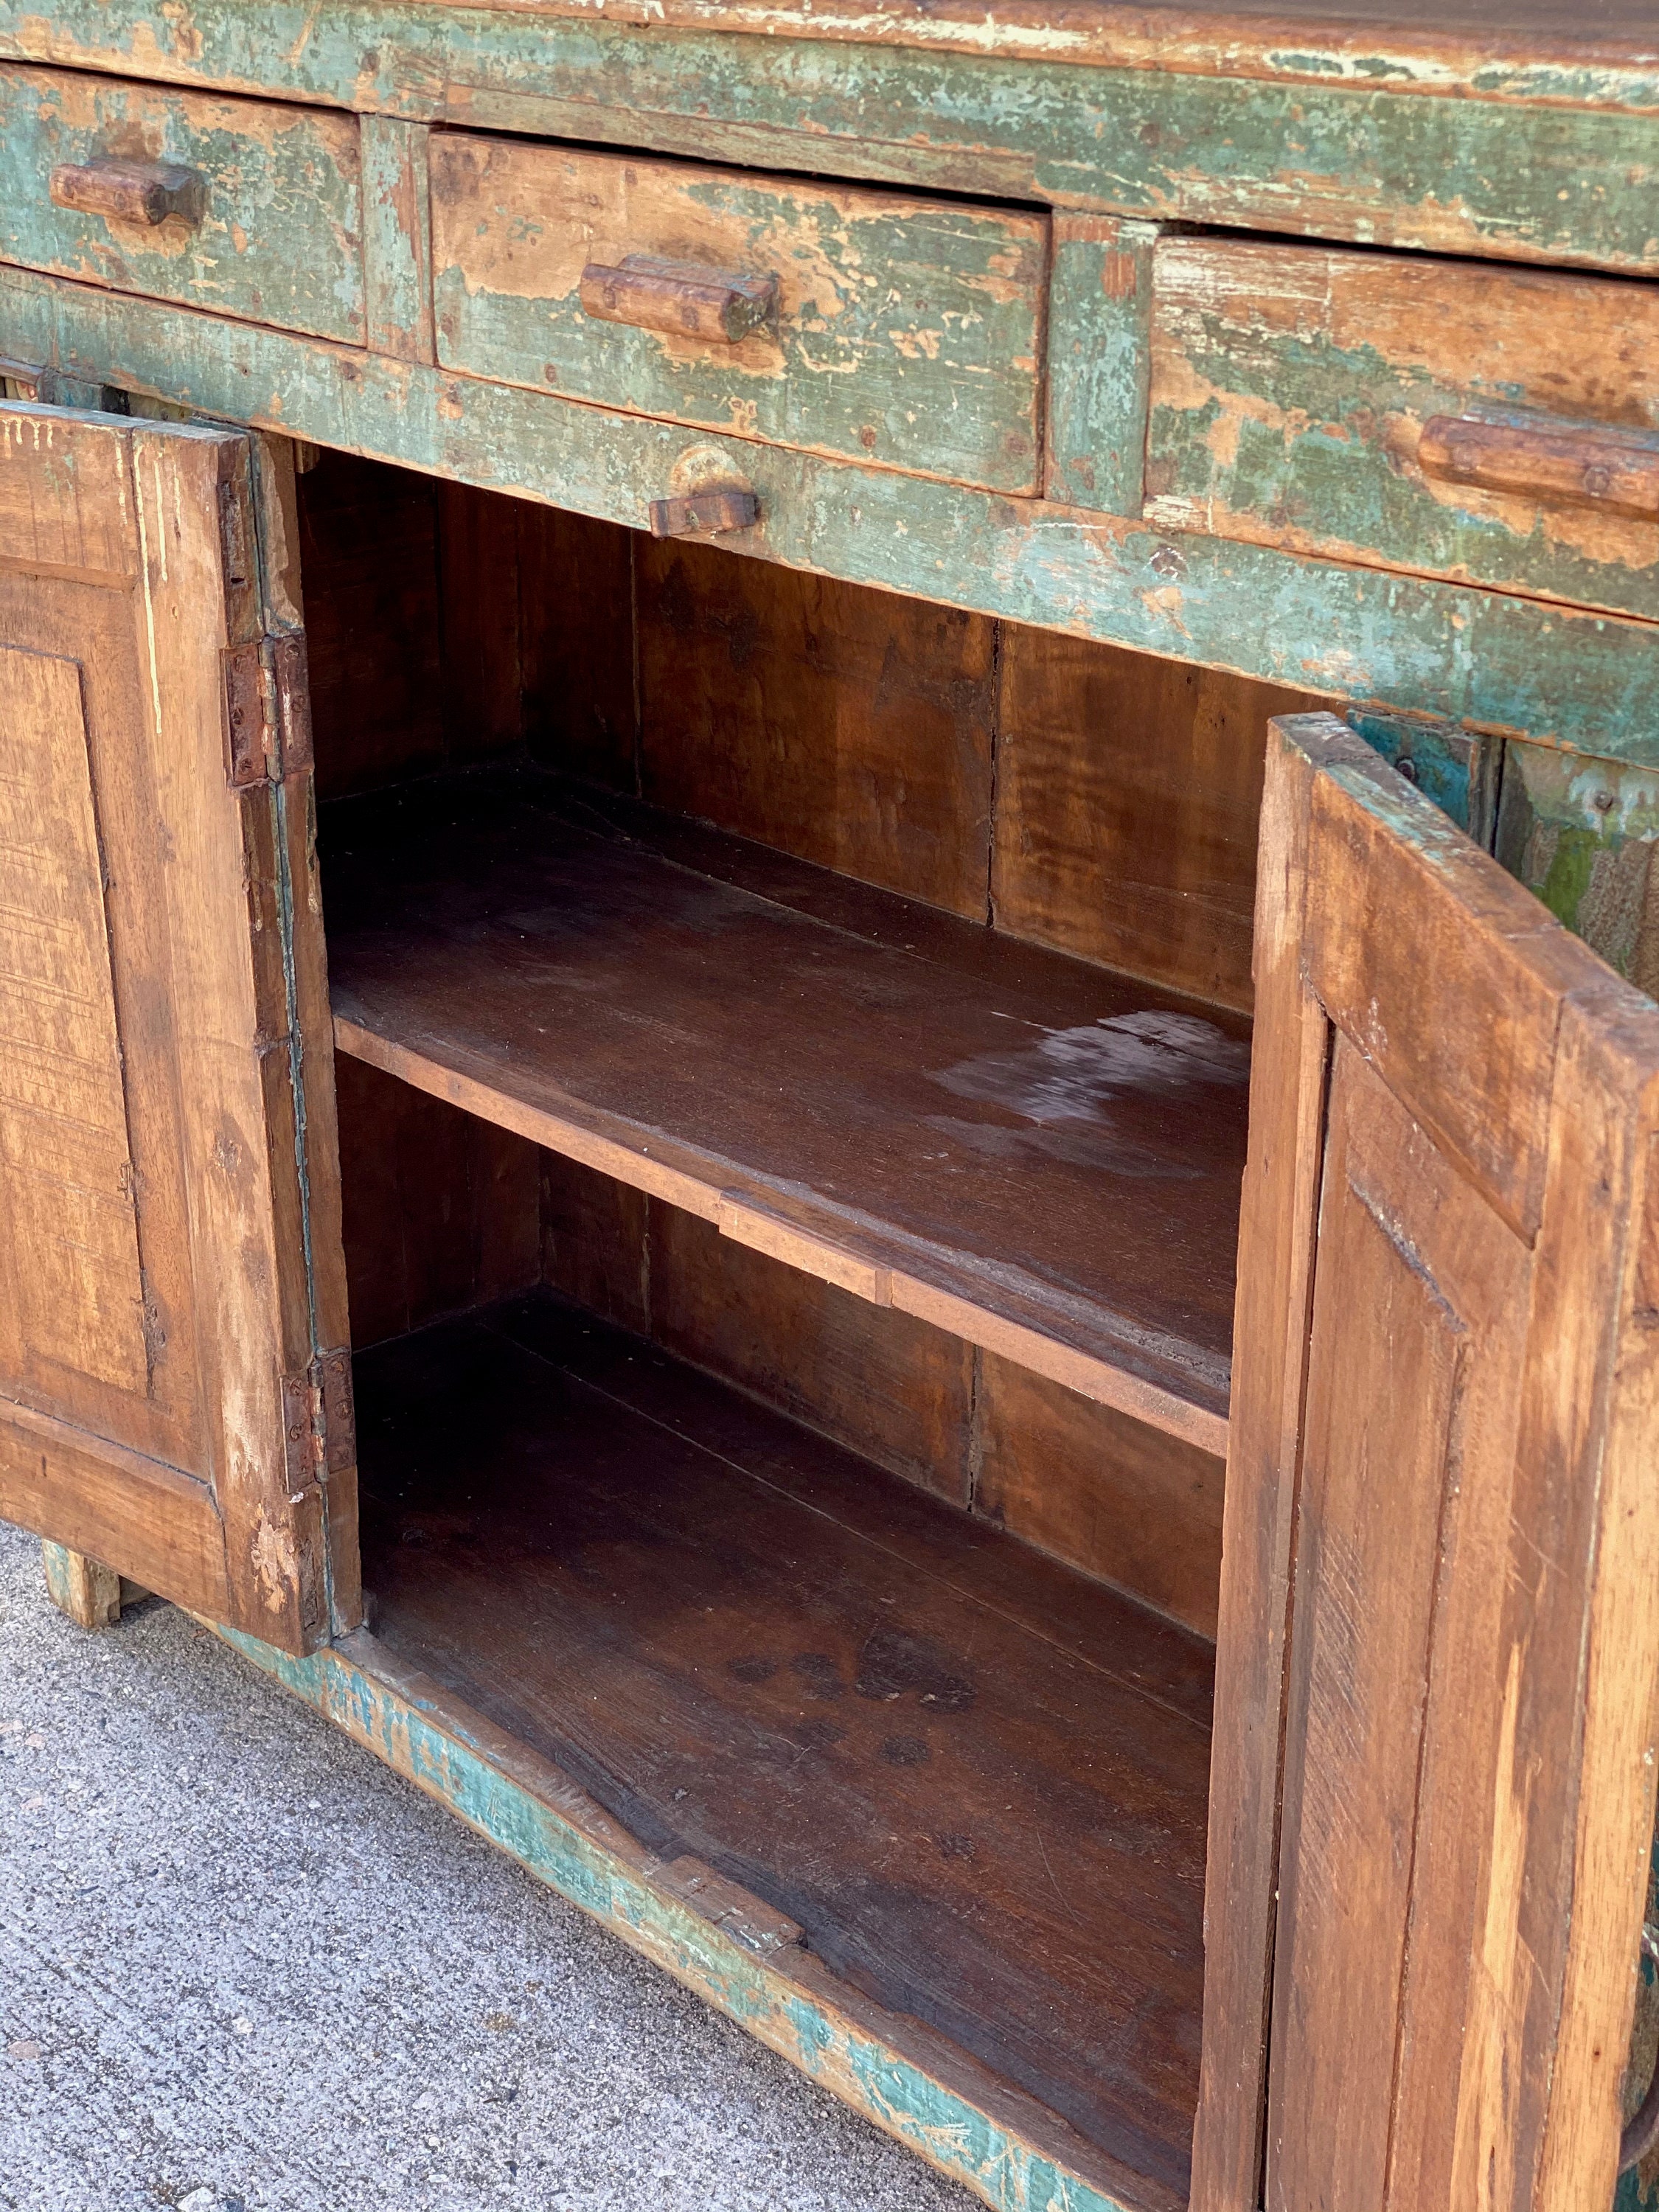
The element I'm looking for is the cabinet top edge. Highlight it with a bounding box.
[413,0,1659,110]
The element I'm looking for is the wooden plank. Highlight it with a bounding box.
[1147,238,1659,624]
[1045,216,1158,516]
[41,1540,122,1630]
[636,540,995,918]
[349,1293,1210,2203]
[216,1608,1164,2212]
[973,1353,1225,1638]
[517,502,638,789]
[0,63,364,343]
[361,114,434,366]
[4,4,1658,269]
[992,627,1323,1012]
[431,135,1045,494]
[1189,723,1328,2212]
[18,270,1659,763]
[320,762,1247,1441]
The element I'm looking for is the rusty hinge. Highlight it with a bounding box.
[223,630,314,789]
[280,1348,358,1500]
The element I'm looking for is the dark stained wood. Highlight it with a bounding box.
[636,540,997,919]
[321,763,1250,1442]
[355,1290,1213,2202]
[335,1053,542,1350]
[296,449,445,800]
[1194,712,1659,2212]
[518,504,638,790]
[538,1146,652,1335]
[993,627,1324,1013]
[974,1352,1225,1638]
[437,478,524,758]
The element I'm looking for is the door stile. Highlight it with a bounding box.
[1193,728,1332,2212]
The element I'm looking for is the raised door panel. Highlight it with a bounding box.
[0,404,355,1653]
[1195,713,1659,2212]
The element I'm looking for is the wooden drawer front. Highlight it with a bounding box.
[431,136,1045,495]
[0,66,363,344]
[1146,240,1659,623]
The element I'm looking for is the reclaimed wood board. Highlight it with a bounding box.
[353,1290,1212,2202]
[431,136,1045,493]
[320,763,1249,1444]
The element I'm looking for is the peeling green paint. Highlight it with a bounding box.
[431,135,1045,492]
[212,1621,1138,2212]
[1497,743,1659,994]
[9,266,1659,763]
[1345,708,1501,843]
[1044,218,1157,515]
[3,4,1659,273]
[0,63,365,344]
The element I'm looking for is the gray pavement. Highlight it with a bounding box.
[0,1518,973,2212]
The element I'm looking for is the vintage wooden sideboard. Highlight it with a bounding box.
[4,3,1659,2208]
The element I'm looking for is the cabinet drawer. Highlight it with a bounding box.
[0,66,363,345]
[431,136,1045,495]
[1146,240,1659,624]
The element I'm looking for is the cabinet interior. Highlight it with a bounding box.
[302,448,1328,2202]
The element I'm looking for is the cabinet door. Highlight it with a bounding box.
[0,404,355,1653]
[1194,712,1659,2212]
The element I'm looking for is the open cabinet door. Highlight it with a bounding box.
[0,403,356,1653]
[1194,713,1659,2212]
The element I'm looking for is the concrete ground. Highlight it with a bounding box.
[0,1518,975,2212]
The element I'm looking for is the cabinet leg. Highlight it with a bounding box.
[41,1541,124,1630]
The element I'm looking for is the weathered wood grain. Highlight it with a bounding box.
[41,1539,123,1630]
[12,269,1659,763]
[0,64,364,344]
[2,5,1657,270]
[1147,239,1659,622]
[1497,742,1659,996]
[0,406,347,1651]
[431,135,1044,493]
[636,540,995,918]
[1198,711,1659,2212]
[361,114,434,366]
[1045,215,1159,517]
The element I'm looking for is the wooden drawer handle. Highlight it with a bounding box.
[1419,413,1659,523]
[49,156,206,229]
[648,488,759,540]
[580,253,779,345]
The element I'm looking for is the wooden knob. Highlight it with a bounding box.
[580,254,779,345]
[1419,411,1659,523]
[49,156,206,229]
[648,488,761,539]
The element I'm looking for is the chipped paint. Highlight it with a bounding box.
[3,4,1658,274]
[1147,237,1659,622]
[12,267,1659,762]
[0,61,365,342]
[428,133,1044,493]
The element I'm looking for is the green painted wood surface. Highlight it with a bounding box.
[361,114,434,366]
[1496,744,1659,996]
[431,133,1044,493]
[1345,709,1502,844]
[1617,1823,1659,2212]
[3,4,1659,275]
[10,264,1659,765]
[213,1620,1137,2212]
[1044,216,1156,515]
[1146,240,1659,627]
[0,63,365,344]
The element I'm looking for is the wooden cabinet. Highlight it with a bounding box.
[3,7,1659,2208]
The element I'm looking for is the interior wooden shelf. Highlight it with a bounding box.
[355,1289,1213,2205]
[321,763,1249,1450]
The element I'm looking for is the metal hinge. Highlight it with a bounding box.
[280,1348,358,1500]
[223,630,314,789]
